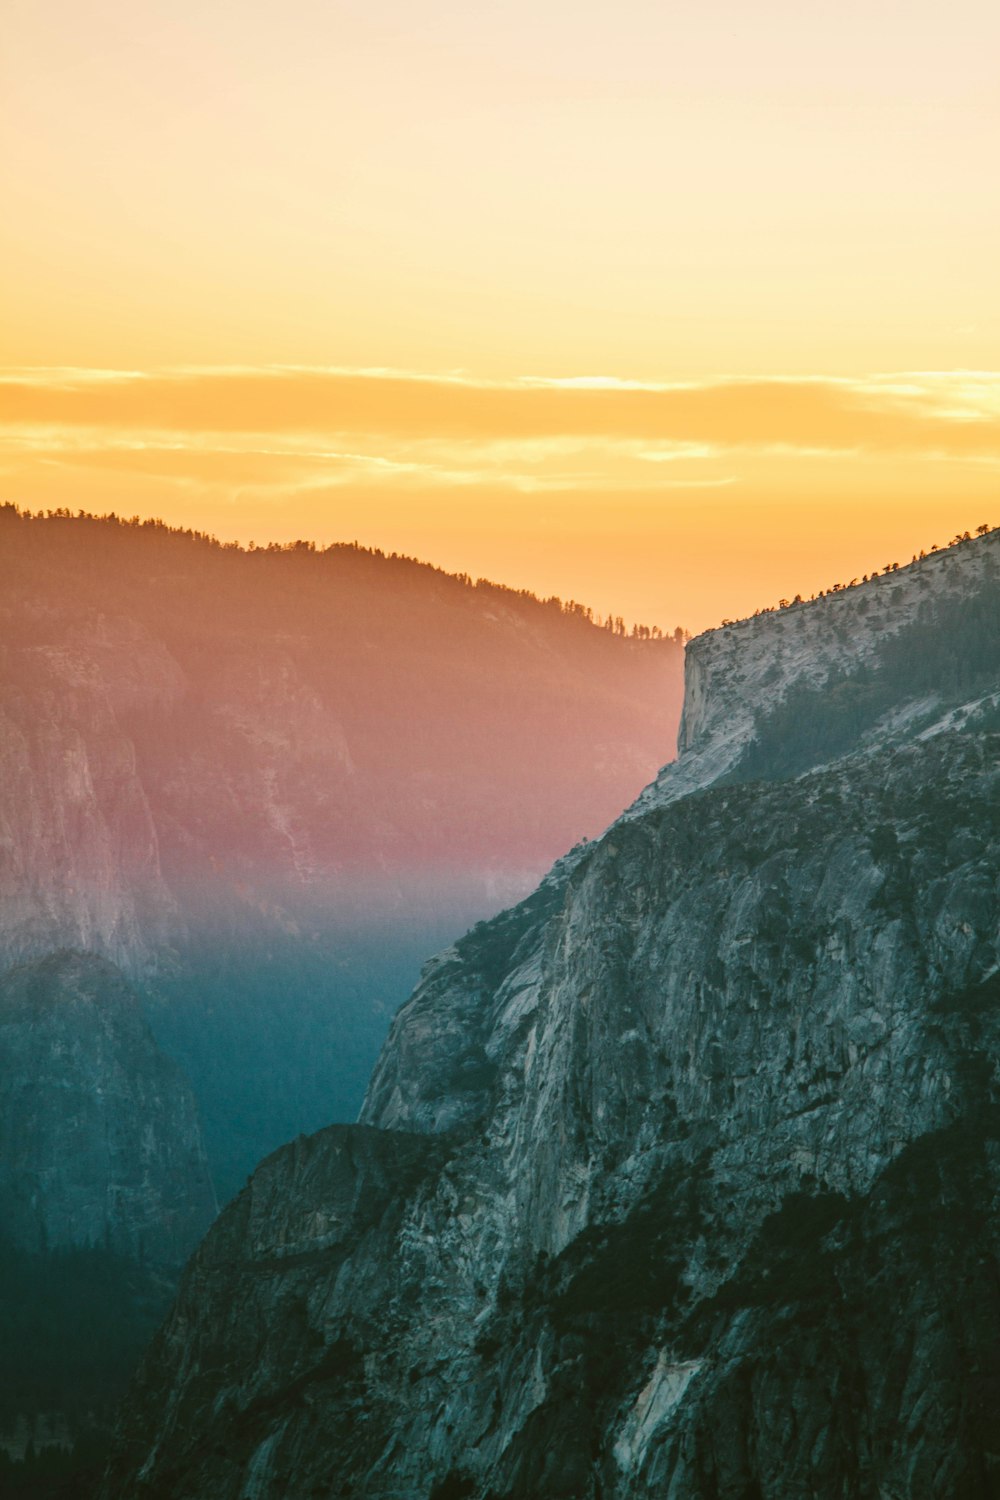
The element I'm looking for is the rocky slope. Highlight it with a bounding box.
[0,507,684,1191]
[0,951,216,1492]
[634,525,1000,810]
[680,537,999,757]
[101,531,1000,1499]
[0,951,216,1263]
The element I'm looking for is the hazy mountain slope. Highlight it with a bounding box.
[0,951,215,1495]
[0,950,216,1263]
[0,1242,176,1498]
[101,530,1000,1499]
[0,506,684,1191]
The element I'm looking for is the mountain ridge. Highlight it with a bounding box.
[100,525,1000,1498]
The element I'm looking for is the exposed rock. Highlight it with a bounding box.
[0,627,176,971]
[640,526,1000,810]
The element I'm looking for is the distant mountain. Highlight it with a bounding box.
[101,530,1000,1500]
[0,505,684,1193]
[0,951,216,1263]
[0,950,214,1496]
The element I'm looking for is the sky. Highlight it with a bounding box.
[2,0,998,632]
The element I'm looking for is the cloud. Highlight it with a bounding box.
[1,368,997,514]
[0,366,998,461]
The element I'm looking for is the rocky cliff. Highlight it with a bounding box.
[0,951,216,1264]
[638,525,1000,809]
[101,531,1000,1499]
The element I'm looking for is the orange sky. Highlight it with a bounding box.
[2,1,998,632]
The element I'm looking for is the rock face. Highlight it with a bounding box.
[640,526,1000,809]
[101,532,1000,1499]
[0,951,216,1264]
[0,615,177,971]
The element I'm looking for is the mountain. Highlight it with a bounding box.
[0,505,684,1193]
[0,950,216,1264]
[0,951,215,1494]
[100,528,1000,1499]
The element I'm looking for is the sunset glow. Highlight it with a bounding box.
[3,0,999,631]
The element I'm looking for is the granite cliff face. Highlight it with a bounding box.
[678,539,997,756]
[0,615,179,971]
[0,951,216,1264]
[103,533,1000,1499]
[638,526,1000,809]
